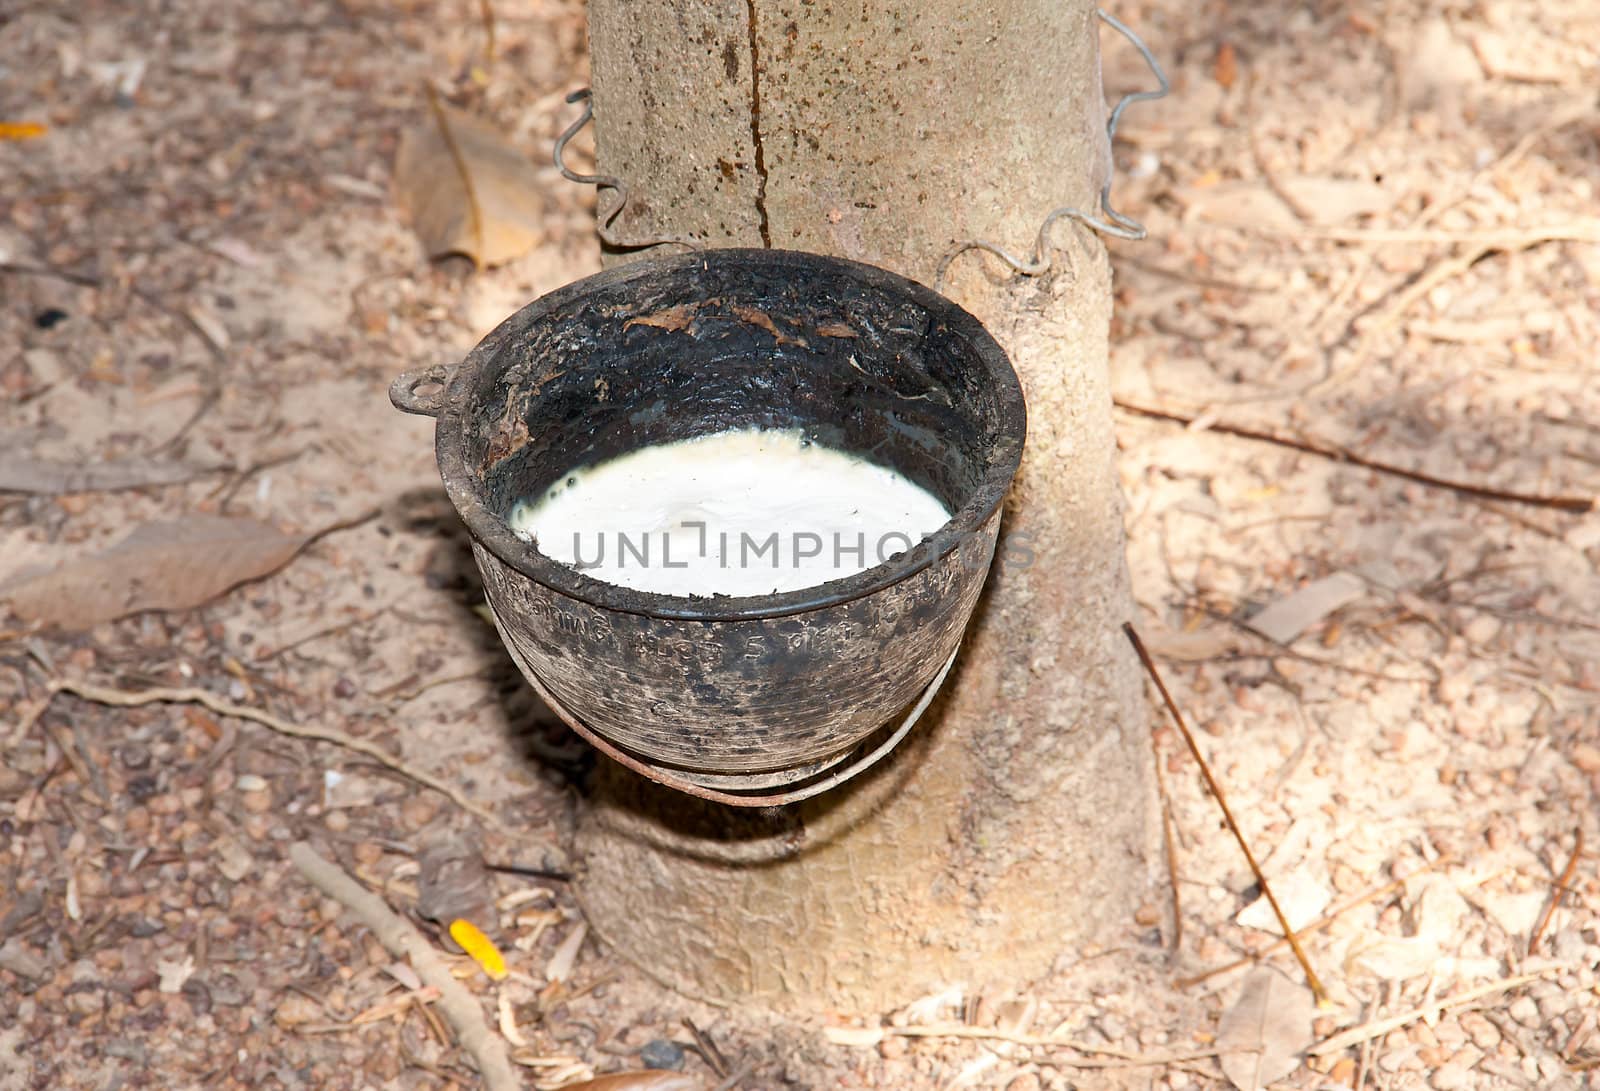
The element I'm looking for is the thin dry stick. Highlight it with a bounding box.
[477,0,496,65]
[1123,623,1330,1006]
[859,1025,1222,1069]
[289,842,517,1091]
[423,82,485,264]
[45,678,512,833]
[1114,400,1594,514]
[1308,971,1558,1056]
[1176,862,1440,989]
[1529,828,1584,957]
[1149,728,1184,953]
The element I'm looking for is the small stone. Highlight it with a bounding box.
[332,677,357,700]
[240,788,272,815]
[273,993,322,1028]
[1571,743,1600,774]
[146,794,182,816]
[351,841,384,868]
[877,1035,906,1060]
[181,979,211,1015]
[66,989,101,1015]
[639,1038,684,1070]
[1462,614,1500,645]
[1133,902,1161,927]
[1430,1062,1472,1090]
[1437,673,1470,704]
[1460,1013,1499,1051]
[213,837,255,883]
[118,743,151,771]
[1507,996,1539,1027]
[324,809,350,833]
[1005,1075,1042,1091]
[399,794,441,832]
[1328,1057,1357,1086]
[235,774,268,792]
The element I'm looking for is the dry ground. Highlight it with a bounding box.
[2,0,1598,1088]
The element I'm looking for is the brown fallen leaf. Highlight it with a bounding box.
[393,88,544,268]
[0,448,225,495]
[1217,967,1314,1091]
[1213,41,1239,90]
[1244,571,1367,645]
[1,514,317,630]
[557,1074,704,1091]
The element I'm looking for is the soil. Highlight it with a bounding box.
[2,0,1597,1088]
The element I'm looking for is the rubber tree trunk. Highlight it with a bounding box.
[575,0,1154,1014]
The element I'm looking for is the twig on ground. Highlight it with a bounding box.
[1147,720,1183,955]
[39,678,516,835]
[832,1023,1223,1069]
[1124,623,1330,1006]
[1176,863,1440,989]
[1115,399,1594,513]
[683,1017,730,1078]
[289,842,518,1091]
[1308,971,1558,1056]
[477,0,496,65]
[257,605,392,662]
[1246,71,1315,224]
[712,1066,755,1091]
[1529,828,1584,957]
[0,259,227,454]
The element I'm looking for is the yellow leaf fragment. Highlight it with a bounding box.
[0,122,47,141]
[450,918,508,981]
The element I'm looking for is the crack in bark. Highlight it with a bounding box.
[743,0,773,247]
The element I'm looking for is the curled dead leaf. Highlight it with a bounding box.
[1217,967,1313,1091]
[1,515,316,630]
[394,92,544,268]
[555,1074,704,1091]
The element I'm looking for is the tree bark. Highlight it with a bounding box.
[575,0,1154,1013]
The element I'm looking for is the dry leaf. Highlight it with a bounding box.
[1472,30,1588,84]
[1236,872,1331,935]
[0,122,47,141]
[382,961,424,993]
[1217,967,1313,1091]
[546,920,587,983]
[0,939,47,981]
[624,303,700,333]
[416,843,496,937]
[1244,572,1367,644]
[0,451,223,494]
[394,96,544,268]
[730,304,809,347]
[556,1074,704,1091]
[156,956,196,995]
[449,918,508,981]
[1213,42,1239,90]
[1,515,315,630]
